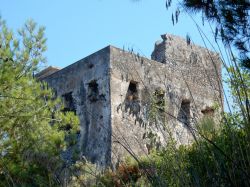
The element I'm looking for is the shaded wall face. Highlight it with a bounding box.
[42,48,112,167]
[109,46,222,167]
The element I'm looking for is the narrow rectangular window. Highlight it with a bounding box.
[177,100,190,126]
[62,92,76,114]
[126,81,139,102]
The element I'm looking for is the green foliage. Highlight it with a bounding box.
[185,122,250,186]
[68,160,99,187]
[158,117,249,186]
[182,0,250,69]
[198,116,217,139]
[138,144,190,187]
[0,18,79,186]
[226,64,250,125]
[98,162,151,187]
[67,157,151,187]
[98,113,250,186]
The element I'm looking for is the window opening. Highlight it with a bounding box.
[62,92,76,114]
[126,81,139,101]
[177,100,190,126]
[201,107,214,118]
[88,80,99,102]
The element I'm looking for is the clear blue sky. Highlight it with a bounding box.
[0,0,215,68]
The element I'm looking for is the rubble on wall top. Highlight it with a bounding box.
[36,66,61,80]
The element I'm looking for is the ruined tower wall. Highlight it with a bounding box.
[152,34,222,101]
[42,47,112,167]
[39,34,223,169]
[109,36,222,166]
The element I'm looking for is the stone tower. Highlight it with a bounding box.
[37,34,223,168]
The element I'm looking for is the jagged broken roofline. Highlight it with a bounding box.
[37,33,219,80]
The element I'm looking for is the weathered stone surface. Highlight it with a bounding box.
[41,47,112,167]
[39,34,223,169]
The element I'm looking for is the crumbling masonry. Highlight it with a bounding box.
[37,34,223,168]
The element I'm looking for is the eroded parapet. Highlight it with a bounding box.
[152,34,222,96]
[36,66,61,80]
